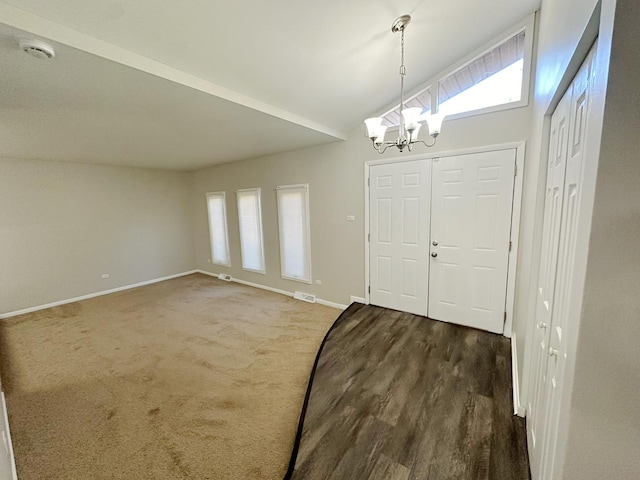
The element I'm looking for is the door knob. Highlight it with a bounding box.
[431,252,438,258]
[432,240,438,246]
[549,347,559,358]
[537,322,547,330]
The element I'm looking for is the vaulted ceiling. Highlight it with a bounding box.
[0,0,539,170]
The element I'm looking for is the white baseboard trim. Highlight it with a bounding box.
[0,270,198,319]
[195,269,346,310]
[512,335,526,417]
[350,295,366,304]
[316,298,348,310]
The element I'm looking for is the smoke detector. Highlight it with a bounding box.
[20,39,55,59]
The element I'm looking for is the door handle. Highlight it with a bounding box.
[537,322,547,330]
[431,252,438,258]
[432,240,438,246]
[549,347,559,359]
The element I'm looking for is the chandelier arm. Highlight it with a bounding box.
[410,137,438,148]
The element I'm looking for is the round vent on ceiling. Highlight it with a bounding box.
[20,40,55,59]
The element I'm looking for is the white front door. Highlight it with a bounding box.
[369,159,430,316]
[428,150,516,333]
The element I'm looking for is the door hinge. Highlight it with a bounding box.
[368,285,371,293]
[509,241,512,251]
[514,164,518,176]
[368,233,370,242]
[368,177,370,187]
[504,311,507,323]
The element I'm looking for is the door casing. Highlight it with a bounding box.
[364,141,525,337]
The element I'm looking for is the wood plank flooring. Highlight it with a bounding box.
[286,303,530,480]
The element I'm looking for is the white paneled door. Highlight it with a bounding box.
[428,150,516,333]
[527,81,571,470]
[529,44,596,480]
[369,159,430,316]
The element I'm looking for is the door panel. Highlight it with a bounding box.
[528,43,596,480]
[528,88,571,475]
[429,150,516,333]
[539,46,594,480]
[369,160,430,316]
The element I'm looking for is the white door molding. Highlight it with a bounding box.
[364,141,526,337]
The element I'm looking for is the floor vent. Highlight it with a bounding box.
[218,273,232,282]
[293,291,316,303]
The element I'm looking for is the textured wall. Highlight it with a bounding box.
[192,105,532,306]
[0,158,195,314]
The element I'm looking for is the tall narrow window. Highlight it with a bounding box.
[206,192,230,267]
[277,184,311,283]
[236,188,265,273]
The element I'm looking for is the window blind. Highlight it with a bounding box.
[206,192,230,266]
[236,188,265,273]
[277,184,311,283]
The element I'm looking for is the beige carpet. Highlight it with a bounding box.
[0,273,339,479]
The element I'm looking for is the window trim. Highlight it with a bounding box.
[205,191,231,267]
[276,183,312,284]
[375,13,535,130]
[236,187,266,274]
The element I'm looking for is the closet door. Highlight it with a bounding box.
[528,43,597,480]
[528,88,571,471]
[539,45,595,480]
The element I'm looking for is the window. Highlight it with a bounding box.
[206,192,230,267]
[236,188,265,273]
[382,88,432,127]
[276,184,311,283]
[378,16,532,126]
[438,30,526,117]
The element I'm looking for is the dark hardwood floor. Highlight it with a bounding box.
[286,303,530,480]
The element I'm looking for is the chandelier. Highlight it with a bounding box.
[364,15,444,154]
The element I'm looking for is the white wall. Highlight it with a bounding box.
[0,158,195,314]
[192,105,532,305]
[562,0,640,477]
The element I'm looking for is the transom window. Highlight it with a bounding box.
[438,30,525,117]
[380,20,531,127]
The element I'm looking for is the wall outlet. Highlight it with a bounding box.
[346,215,355,222]
[315,279,322,285]
[101,273,110,279]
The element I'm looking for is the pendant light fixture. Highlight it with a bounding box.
[364,15,444,154]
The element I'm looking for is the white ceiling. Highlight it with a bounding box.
[0,0,539,170]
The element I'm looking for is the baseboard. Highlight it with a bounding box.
[196,269,346,310]
[315,298,348,310]
[350,295,366,304]
[511,335,526,417]
[0,270,198,319]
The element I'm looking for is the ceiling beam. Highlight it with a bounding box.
[0,3,347,141]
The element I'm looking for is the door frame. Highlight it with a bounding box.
[364,141,526,337]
